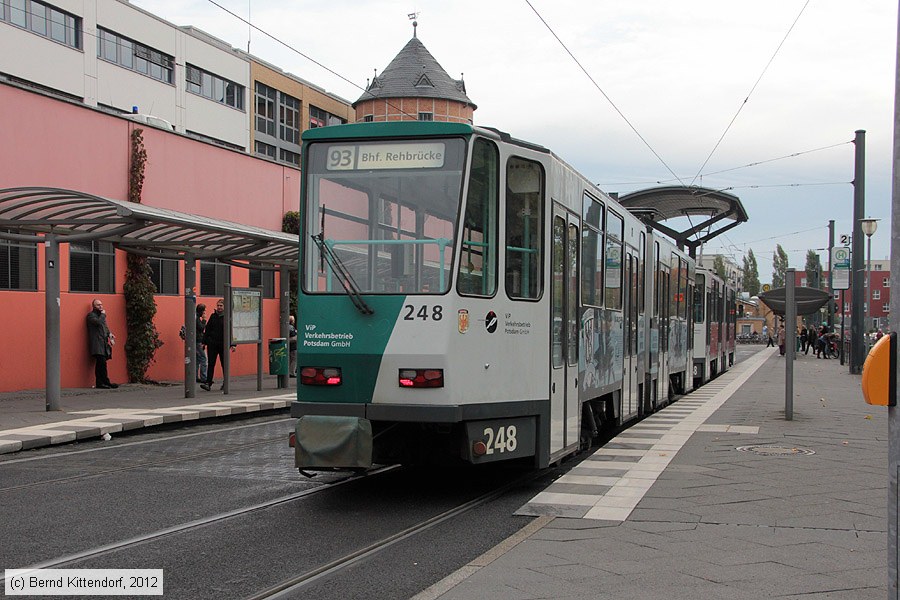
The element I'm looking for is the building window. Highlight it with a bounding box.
[363,114,374,122]
[70,240,115,293]
[199,260,230,297]
[418,112,433,121]
[279,93,300,144]
[97,28,173,84]
[255,140,275,159]
[873,289,881,300]
[186,64,244,110]
[3,0,80,49]
[884,277,891,287]
[254,82,301,167]
[0,233,37,290]
[309,105,345,129]
[148,258,179,295]
[885,303,891,313]
[279,148,299,166]
[254,82,276,136]
[249,268,275,298]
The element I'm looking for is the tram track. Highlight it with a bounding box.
[1,465,397,584]
[0,435,288,493]
[244,468,547,600]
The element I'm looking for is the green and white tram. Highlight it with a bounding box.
[290,121,698,470]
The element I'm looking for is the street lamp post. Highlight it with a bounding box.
[860,217,879,343]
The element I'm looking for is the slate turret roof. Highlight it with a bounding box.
[354,37,476,109]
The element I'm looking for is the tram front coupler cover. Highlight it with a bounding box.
[294,415,373,469]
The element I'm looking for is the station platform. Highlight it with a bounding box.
[416,347,889,600]
[0,376,294,454]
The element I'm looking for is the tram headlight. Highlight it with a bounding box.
[399,369,444,388]
[300,367,342,386]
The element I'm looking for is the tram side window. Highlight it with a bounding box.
[505,157,543,300]
[458,139,498,297]
[580,193,604,306]
[604,211,623,309]
[679,258,688,320]
[694,274,706,322]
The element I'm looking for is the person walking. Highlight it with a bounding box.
[799,327,808,353]
[806,326,816,355]
[195,303,208,383]
[201,299,226,391]
[288,315,298,378]
[86,299,118,389]
[777,325,786,356]
[764,324,775,348]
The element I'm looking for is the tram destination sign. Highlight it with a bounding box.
[327,142,445,171]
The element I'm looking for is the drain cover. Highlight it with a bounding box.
[736,445,815,456]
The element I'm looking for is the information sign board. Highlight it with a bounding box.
[231,287,262,344]
[831,247,851,290]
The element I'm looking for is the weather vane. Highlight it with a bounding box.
[408,11,419,37]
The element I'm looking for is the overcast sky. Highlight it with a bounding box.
[135,0,896,281]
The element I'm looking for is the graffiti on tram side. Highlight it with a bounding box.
[579,308,624,394]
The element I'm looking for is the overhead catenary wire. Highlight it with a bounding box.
[688,0,812,187]
[523,0,686,188]
[204,0,420,121]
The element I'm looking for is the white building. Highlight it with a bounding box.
[0,0,351,159]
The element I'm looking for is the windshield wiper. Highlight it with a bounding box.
[311,233,375,315]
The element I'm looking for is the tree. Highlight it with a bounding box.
[772,244,789,288]
[804,250,823,289]
[712,255,727,281]
[124,129,163,383]
[743,249,760,296]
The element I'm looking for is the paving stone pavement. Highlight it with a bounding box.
[417,347,889,600]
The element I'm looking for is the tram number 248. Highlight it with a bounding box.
[483,425,517,454]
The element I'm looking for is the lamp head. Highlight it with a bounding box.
[860,217,879,237]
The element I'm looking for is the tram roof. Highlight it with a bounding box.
[616,185,748,257]
[0,187,298,266]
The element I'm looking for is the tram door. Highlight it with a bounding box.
[622,249,640,421]
[550,206,579,455]
[658,264,671,402]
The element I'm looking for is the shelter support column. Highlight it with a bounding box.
[184,254,197,398]
[278,265,290,389]
[45,234,60,411]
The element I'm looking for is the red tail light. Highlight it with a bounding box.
[399,369,444,388]
[300,367,342,386]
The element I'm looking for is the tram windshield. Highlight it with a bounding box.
[303,138,467,294]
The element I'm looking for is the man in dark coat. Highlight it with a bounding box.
[86,299,117,389]
[201,299,226,391]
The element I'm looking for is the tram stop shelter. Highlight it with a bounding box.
[0,187,299,411]
[758,287,832,317]
[617,186,748,257]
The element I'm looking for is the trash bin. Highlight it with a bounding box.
[268,338,288,375]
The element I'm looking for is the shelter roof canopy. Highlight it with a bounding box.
[0,187,298,266]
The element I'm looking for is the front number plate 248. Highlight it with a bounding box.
[464,417,535,463]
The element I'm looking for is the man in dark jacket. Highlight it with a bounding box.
[201,299,226,391]
[86,299,117,389]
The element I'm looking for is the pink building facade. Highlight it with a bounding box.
[0,83,300,392]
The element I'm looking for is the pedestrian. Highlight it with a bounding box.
[288,315,298,378]
[816,325,828,358]
[876,329,885,341]
[799,327,808,353]
[777,325,786,356]
[86,299,118,389]
[806,326,816,355]
[195,303,208,383]
[764,324,775,347]
[201,299,228,391]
